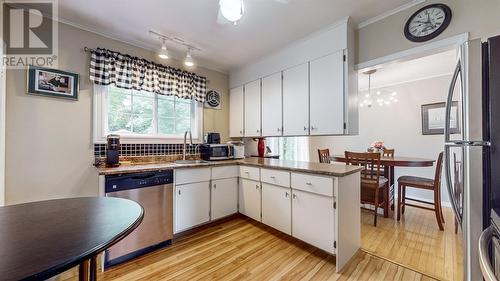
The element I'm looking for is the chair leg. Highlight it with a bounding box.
[434,187,444,231]
[402,185,406,214]
[374,188,379,227]
[397,182,402,221]
[438,188,445,224]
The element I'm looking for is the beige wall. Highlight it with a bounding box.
[357,0,500,64]
[5,23,229,205]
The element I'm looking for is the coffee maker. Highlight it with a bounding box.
[106,134,120,167]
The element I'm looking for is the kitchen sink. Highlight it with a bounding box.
[174,160,210,165]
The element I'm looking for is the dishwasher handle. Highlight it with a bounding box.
[105,170,174,193]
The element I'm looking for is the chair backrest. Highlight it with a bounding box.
[318,149,331,164]
[344,151,382,186]
[382,148,395,158]
[434,152,444,188]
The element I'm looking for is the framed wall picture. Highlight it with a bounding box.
[27,66,79,100]
[421,102,460,135]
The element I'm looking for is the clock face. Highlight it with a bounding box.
[404,4,452,42]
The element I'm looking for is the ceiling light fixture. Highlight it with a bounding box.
[359,69,398,108]
[219,0,245,25]
[184,49,195,67]
[158,39,169,60]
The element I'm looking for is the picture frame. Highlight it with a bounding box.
[27,66,79,100]
[421,102,460,135]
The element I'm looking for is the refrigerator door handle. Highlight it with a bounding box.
[444,145,462,226]
[445,60,462,143]
[479,226,499,281]
[448,140,491,146]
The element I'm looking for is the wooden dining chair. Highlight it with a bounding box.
[345,151,388,226]
[318,149,331,164]
[382,148,395,158]
[397,152,445,230]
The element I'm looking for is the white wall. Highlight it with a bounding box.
[309,75,452,203]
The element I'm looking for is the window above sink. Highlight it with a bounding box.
[93,85,203,144]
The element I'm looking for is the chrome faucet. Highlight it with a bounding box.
[183,131,192,161]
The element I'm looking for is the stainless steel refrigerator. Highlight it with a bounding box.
[444,38,489,281]
[478,35,500,281]
[446,36,500,280]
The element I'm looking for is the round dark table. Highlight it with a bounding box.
[330,155,435,218]
[0,197,144,281]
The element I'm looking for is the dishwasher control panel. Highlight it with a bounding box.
[105,170,174,193]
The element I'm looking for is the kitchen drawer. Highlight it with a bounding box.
[175,168,211,185]
[239,166,260,181]
[261,168,290,187]
[212,166,238,180]
[291,172,334,197]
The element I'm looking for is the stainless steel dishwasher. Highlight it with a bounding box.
[104,170,173,268]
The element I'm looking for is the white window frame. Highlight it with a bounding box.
[93,85,204,144]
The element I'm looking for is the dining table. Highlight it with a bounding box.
[0,197,144,281]
[330,155,435,218]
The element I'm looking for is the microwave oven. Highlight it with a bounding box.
[200,144,234,161]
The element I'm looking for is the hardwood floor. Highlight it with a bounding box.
[60,215,435,281]
[361,206,463,281]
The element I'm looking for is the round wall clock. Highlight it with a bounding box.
[404,4,452,43]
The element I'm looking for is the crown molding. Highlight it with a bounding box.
[357,0,426,29]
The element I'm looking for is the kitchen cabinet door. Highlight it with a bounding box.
[292,189,335,254]
[175,182,210,233]
[261,72,283,137]
[238,178,261,222]
[229,86,244,138]
[310,51,345,135]
[211,178,238,220]
[283,63,309,136]
[262,183,291,235]
[244,80,261,137]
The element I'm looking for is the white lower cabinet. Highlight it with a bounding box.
[211,178,238,220]
[238,178,262,222]
[175,181,210,233]
[291,189,335,254]
[261,183,291,235]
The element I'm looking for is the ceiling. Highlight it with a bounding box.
[358,49,458,91]
[57,0,417,73]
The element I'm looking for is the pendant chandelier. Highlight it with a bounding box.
[360,69,398,108]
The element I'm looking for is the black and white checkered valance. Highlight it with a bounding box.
[89,48,207,102]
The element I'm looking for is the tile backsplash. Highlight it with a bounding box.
[94,143,201,158]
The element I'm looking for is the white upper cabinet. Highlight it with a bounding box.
[244,80,261,137]
[310,51,345,135]
[229,86,244,138]
[283,63,309,136]
[261,72,283,137]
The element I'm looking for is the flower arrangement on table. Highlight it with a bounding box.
[368,141,386,153]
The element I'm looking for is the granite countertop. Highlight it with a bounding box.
[95,157,363,177]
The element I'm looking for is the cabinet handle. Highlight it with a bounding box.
[311,126,316,130]
[270,176,276,179]
[178,189,181,195]
[213,184,217,189]
[303,126,308,131]
[293,194,297,199]
[255,185,260,189]
[306,182,313,186]
[285,192,289,198]
[239,130,243,134]
[256,129,260,133]
[277,128,281,132]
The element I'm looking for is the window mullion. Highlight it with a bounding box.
[153,93,159,135]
